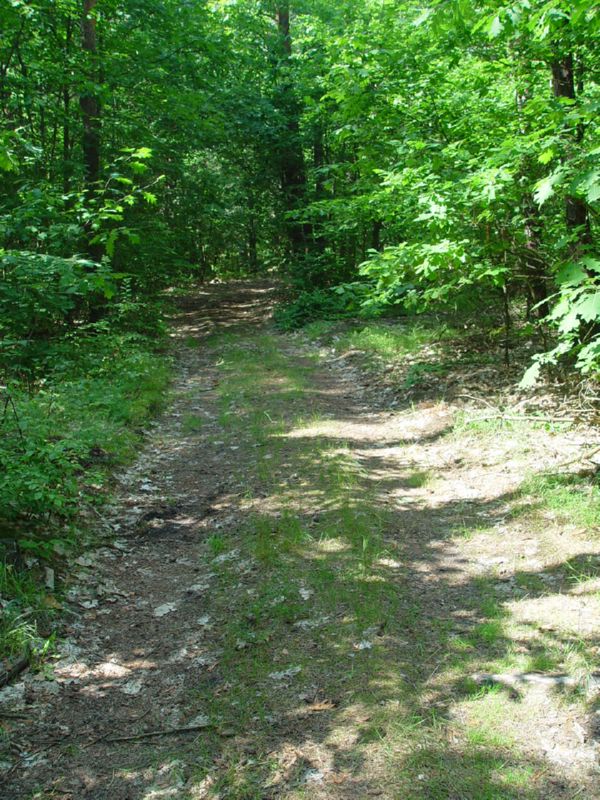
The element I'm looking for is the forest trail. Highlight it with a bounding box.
[4,283,600,800]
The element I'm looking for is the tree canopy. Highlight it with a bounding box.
[0,0,599,375]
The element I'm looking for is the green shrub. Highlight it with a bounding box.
[274,282,378,330]
[0,332,171,557]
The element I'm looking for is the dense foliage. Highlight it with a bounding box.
[2,0,599,368]
[0,0,599,651]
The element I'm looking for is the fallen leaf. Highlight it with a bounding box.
[269,666,301,681]
[305,699,337,713]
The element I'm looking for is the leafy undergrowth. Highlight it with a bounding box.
[0,331,171,661]
[174,329,599,799]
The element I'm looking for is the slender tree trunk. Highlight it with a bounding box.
[508,34,550,319]
[80,0,100,191]
[516,82,548,317]
[63,18,73,193]
[248,219,258,272]
[80,0,103,275]
[550,53,591,250]
[312,121,327,254]
[276,4,309,259]
[371,219,383,252]
[0,18,25,117]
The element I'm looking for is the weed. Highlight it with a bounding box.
[403,362,448,388]
[303,319,338,340]
[207,533,226,556]
[337,324,447,361]
[181,413,204,433]
[520,472,600,528]
[405,470,432,488]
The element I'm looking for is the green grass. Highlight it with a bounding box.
[303,319,338,340]
[335,323,449,361]
[470,620,505,646]
[302,318,454,363]
[520,472,600,528]
[404,469,432,488]
[453,410,574,438]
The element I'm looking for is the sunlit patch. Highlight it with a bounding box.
[315,538,349,553]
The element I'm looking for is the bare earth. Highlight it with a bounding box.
[3,282,600,799]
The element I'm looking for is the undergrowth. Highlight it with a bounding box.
[273,282,377,330]
[0,326,171,661]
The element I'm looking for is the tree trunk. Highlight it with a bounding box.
[276,4,309,259]
[248,218,258,272]
[514,57,548,318]
[80,0,100,191]
[312,121,327,254]
[80,0,103,274]
[550,53,591,251]
[63,17,73,193]
[371,219,383,252]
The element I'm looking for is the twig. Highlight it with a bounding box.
[83,709,152,749]
[328,349,365,363]
[103,722,213,744]
[456,393,498,410]
[0,390,24,442]
[466,413,576,424]
[544,444,600,473]
[3,740,60,778]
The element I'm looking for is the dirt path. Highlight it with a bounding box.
[3,283,600,799]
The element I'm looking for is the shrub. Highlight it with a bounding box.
[274,282,378,330]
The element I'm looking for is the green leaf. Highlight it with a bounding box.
[105,229,118,257]
[534,168,565,205]
[519,362,541,389]
[573,169,600,203]
[132,147,152,159]
[556,262,587,286]
[538,149,554,165]
[586,182,600,203]
[575,292,600,323]
[488,15,504,37]
[581,257,600,274]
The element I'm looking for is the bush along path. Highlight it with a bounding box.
[3,282,600,800]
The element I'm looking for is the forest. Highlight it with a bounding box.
[1,1,600,798]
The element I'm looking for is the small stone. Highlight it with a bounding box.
[304,769,324,784]
[0,682,26,707]
[121,679,143,695]
[154,603,177,617]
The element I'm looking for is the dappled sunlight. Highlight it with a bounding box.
[7,284,600,800]
[509,590,600,637]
